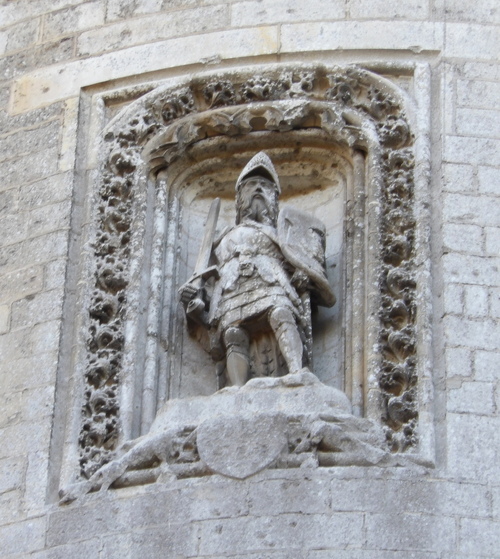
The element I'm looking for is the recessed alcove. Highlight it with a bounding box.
[154,134,355,406]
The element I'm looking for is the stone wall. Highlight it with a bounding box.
[0,0,498,557]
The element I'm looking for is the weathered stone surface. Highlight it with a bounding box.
[447,413,500,482]
[365,512,456,553]
[0,517,46,556]
[0,304,9,334]
[42,1,106,42]
[77,5,229,57]
[152,373,351,429]
[0,1,499,557]
[197,413,287,479]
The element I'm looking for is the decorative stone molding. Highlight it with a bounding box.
[77,64,419,480]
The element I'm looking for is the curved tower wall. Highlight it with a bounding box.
[0,1,498,557]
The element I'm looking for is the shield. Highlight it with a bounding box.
[197,413,287,479]
[278,205,336,307]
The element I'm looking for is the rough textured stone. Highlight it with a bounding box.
[446,347,472,378]
[447,413,500,482]
[0,517,46,556]
[459,518,500,557]
[464,285,489,317]
[42,1,106,42]
[443,223,483,254]
[77,5,229,56]
[350,0,428,19]
[443,254,499,286]
[444,193,500,227]
[0,304,9,334]
[442,162,475,193]
[478,165,500,195]
[447,381,495,415]
[445,22,499,59]
[5,18,40,54]
[281,21,443,53]
[197,414,287,479]
[365,513,455,552]
[474,350,500,381]
[232,0,346,25]
[0,266,43,305]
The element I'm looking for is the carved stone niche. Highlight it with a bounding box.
[57,64,435,499]
[163,138,348,398]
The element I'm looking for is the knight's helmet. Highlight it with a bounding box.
[235,151,281,194]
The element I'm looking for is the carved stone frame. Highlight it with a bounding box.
[53,63,434,489]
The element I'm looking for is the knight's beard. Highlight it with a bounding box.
[240,194,276,226]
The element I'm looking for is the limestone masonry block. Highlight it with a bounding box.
[474,349,500,381]
[0,0,85,28]
[281,21,444,53]
[30,318,62,356]
[365,512,455,553]
[443,253,500,286]
[456,107,500,139]
[77,5,229,57]
[447,381,495,415]
[349,0,428,19]
[12,290,62,330]
[27,199,71,238]
[105,0,164,22]
[442,163,475,193]
[5,18,40,54]
[445,22,499,59]
[447,413,500,481]
[0,266,43,305]
[0,517,46,557]
[443,223,483,254]
[231,0,346,26]
[444,283,464,315]
[434,0,500,24]
[444,136,500,166]
[459,518,500,557]
[446,346,472,377]
[1,352,57,391]
[478,165,500,195]
[490,286,500,318]
[0,455,24,495]
[19,172,72,209]
[444,315,500,350]
[444,193,500,227]
[42,1,106,42]
[1,148,60,193]
[464,284,489,317]
[0,420,52,461]
[0,212,26,247]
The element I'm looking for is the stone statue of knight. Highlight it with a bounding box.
[179,152,335,387]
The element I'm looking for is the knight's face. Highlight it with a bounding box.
[236,176,279,226]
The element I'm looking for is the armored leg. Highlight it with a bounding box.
[223,326,250,387]
[269,307,304,374]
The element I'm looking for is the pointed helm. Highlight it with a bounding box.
[235,151,281,194]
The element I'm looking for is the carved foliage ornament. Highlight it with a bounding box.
[79,66,417,478]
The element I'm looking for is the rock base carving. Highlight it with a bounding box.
[61,373,418,503]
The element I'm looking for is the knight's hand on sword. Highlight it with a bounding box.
[178,197,221,323]
[179,283,200,307]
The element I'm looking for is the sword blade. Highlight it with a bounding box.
[193,197,220,275]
